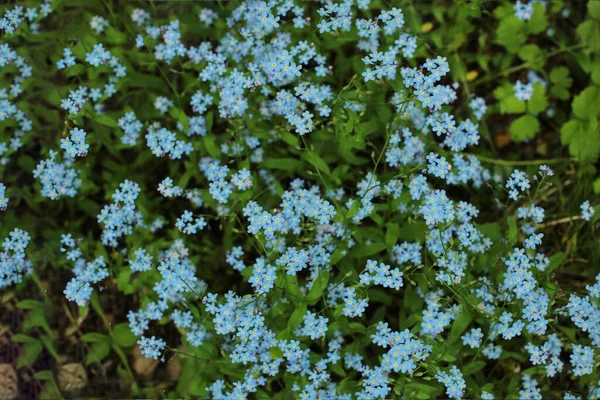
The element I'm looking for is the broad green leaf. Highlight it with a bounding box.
[577,19,600,52]
[17,340,43,369]
[518,45,544,70]
[302,151,331,176]
[262,158,301,171]
[94,114,119,128]
[495,84,526,114]
[203,135,220,158]
[450,309,473,342]
[526,3,548,34]
[527,84,548,114]
[349,242,387,258]
[113,323,137,347]
[572,86,600,120]
[287,303,307,329]
[561,119,600,162]
[306,270,330,304]
[496,16,527,53]
[463,360,486,375]
[590,0,600,19]
[509,115,540,142]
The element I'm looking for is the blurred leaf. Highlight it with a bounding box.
[509,115,539,142]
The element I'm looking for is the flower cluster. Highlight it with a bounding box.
[175,211,207,235]
[158,177,183,198]
[33,150,82,200]
[0,183,7,211]
[97,180,143,247]
[0,229,32,289]
[360,260,404,290]
[60,128,89,158]
[118,112,143,146]
[2,1,599,399]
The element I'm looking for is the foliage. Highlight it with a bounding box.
[0,0,599,399]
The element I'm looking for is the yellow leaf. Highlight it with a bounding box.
[467,70,479,81]
[421,22,433,33]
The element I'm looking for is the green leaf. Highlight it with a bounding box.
[349,242,387,258]
[594,178,600,194]
[527,84,548,114]
[463,360,486,375]
[287,303,307,329]
[262,158,301,171]
[590,0,600,19]
[495,84,526,114]
[64,64,86,77]
[302,151,331,176]
[572,86,600,120]
[169,108,190,133]
[561,119,600,162]
[81,332,111,343]
[592,61,600,86]
[526,3,548,34]
[496,16,527,53]
[17,340,43,369]
[518,45,544,70]
[306,270,330,304]
[450,309,473,342]
[547,252,566,274]
[117,268,132,291]
[508,217,518,246]
[17,299,45,310]
[11,333,37,344]
[40,334,58,359]
[113,323,137,347]
[550,67,572,87]
[94,114,119,128]
[203,135,220,158]
[86,342,111,365]
[509,115,540,142]
[346,199,361,219]
[269,346,283,359]
[577,19,600,52]
[385,223,400,246]
[285,274,303,305]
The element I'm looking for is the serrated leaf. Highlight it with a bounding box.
[527,84,548,114]
[496,16,527,53]
[518,44,544,70]
[561,119,600,162]
[509,115,540,142]
[577,19,600,52]
[572,86,600,120]
[527,3,548,34]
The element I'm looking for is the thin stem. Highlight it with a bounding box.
[472,154,574,166]
[540,215,582,228]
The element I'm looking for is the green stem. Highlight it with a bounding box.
[471,154,574,166]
